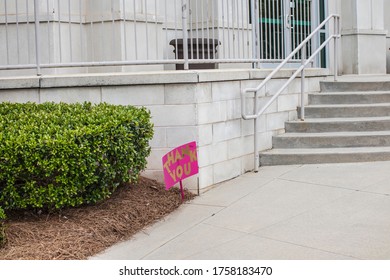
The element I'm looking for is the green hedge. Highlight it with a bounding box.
[0,102,154,212]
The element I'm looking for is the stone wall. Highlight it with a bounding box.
[0,69,329,193]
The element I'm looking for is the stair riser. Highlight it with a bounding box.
[300,107,390,118]
[320,81,390,92]
[309,94,390,105]
[285,121,390,133]
[273,135,390,149]
[260,153,390,166]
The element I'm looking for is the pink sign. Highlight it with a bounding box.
[162,141,199,191]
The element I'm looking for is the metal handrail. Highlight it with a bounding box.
[241,14,341,172]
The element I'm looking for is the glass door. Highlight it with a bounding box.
[259,0,319,64]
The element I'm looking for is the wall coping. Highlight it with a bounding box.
[0,68,330,90]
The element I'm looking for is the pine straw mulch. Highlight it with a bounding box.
[0,177,195,260]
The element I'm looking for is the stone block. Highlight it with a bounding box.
[227,136,254,159]
[241,154,255,173]
[277,94,299,112]
[226,99,242,120]
[102,85,164,105]
[240,80,267,97]
[0,89,39,103]
[149,127,167,148]
[198,124,213,146]
[147,104,197,126]
[257,131,274,151]
[197,69,249,82]
[213,120,241,143]
[214,158,242,185]
[197,102,227,124]
[164,84,197,104]
[198,165,214,190]
[258,96,278,114]
[198,142,228,167]
[166,126,198,148]
[195,83,212,103]
[0,77,40,89]
[212,81,241,101]
[266,112,289,131]
[40,87,101,103]
[146,148,170,170]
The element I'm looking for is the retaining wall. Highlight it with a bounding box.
[0,69,329,193]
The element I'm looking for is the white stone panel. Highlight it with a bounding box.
[227,136,255,160]
[149,127,167,148]
[212,81,241,101]
[102,85,164,105]
[40,87,101,103]
[198,165,214,191]
[146,148,170,170]
[226,99,242,120]
[0,89,39,103]
[198,142,228,167]
[198,124,213,146]
[198,102,227,124]
[277,94,299,112]
[241,154,255,173]
[147,104,197,126]
[166,126,198,148]
[213,120,241,143]
[165,84,197,104]
[214,158,241,185]
[266,112,289,131]
[195,83,212,103]
[242,116,266,136]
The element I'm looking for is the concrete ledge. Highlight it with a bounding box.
[0,76,40,89]
[39,71,200,88]
[250,68,330,79]
[0,69,330,90]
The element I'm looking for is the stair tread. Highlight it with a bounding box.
[311,91,390,95]
[277,131,390,138]
[261,146,390,155]
[305,103,390,108]
[287,116,390,123]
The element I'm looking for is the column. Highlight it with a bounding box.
[340,0,387,74]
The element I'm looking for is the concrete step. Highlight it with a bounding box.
[320,81,390,92]
[309,91,390,104]
[285,117,390,133]
[260,147,390,166]
[272,131,390,149]
[299,103,390,118]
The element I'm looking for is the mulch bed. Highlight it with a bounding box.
[0,177,195,260]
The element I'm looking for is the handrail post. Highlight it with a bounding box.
[181,0,189,70]
[33,0,41,76]
[334,16,339,81]
[254,90,259,172]
[300,46,306,121]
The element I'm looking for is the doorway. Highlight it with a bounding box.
[258,0,324,66]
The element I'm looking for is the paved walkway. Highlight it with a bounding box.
[91,161,390,260]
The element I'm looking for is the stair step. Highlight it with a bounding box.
[260,147,390,166]
[309,92,390,104]
[273,131,390,148]
[320,81,390,92]
[300,103,390,118]
[285,117,390,132]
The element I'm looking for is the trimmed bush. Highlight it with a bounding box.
[0,102,154,211]
[0,207,5,247]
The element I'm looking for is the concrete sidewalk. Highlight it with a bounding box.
[91,161,390,260]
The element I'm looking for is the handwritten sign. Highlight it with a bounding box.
[162,141,199,191]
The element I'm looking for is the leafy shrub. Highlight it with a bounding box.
[0,207,5,247]
[0,102,153,211]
